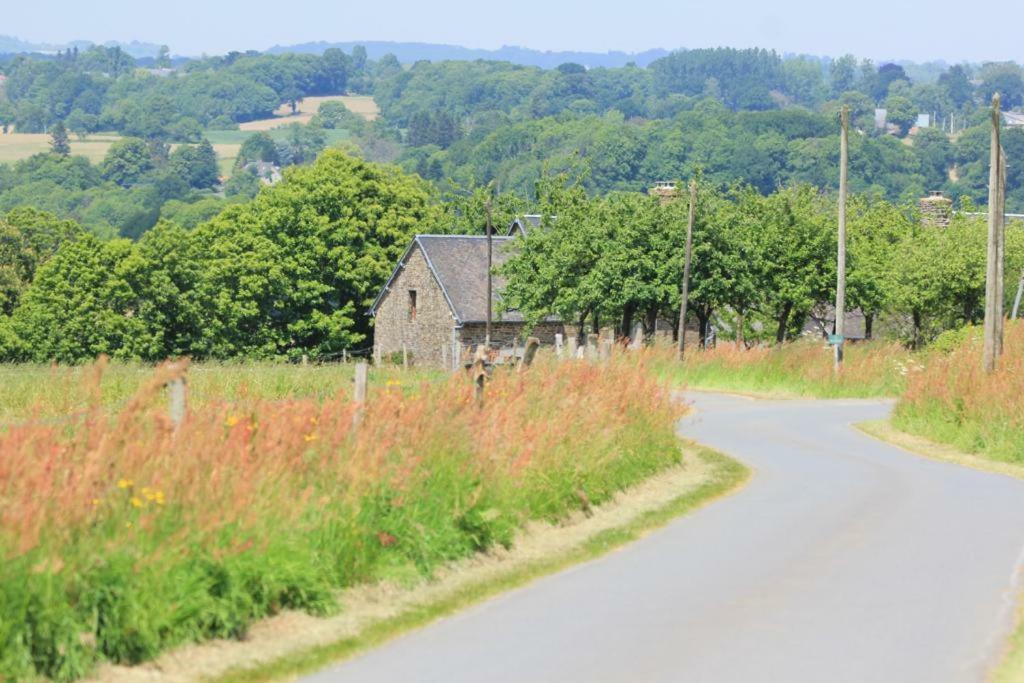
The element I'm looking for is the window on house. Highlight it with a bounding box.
[408,290,417,320]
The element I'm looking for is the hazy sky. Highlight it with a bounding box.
[6,0,1022,63]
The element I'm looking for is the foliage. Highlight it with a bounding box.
[0,355,682,680]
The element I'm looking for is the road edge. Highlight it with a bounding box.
[853,419,1024,683]
[207,443,750,683]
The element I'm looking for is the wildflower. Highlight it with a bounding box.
[117,478,133,489]
[154,491,165,506]
[377,531,397,547]
[304,433,318,443]
[130,497,143,508]
[309,417,319,425]
[225,415,240,427]
[91,498,100,507]
[386,379,402,387]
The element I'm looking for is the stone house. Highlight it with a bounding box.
[369,231,563,369]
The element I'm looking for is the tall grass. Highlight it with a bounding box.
[648,339,910,398]
[893,321,1024,462]
[0,356,682,680]
[0,362,442,422]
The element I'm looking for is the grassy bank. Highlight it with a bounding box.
[649,339,910,398]
[893,321,1024,463]
[0,356,684,680]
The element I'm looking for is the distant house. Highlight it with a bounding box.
[369,228,563,369]
[507,214,541,237]
[1005,112,1024,128]
[244,161,283,185]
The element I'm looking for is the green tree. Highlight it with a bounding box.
[0,208,83,315]
[884,95,917,136]
[49,120,71,157]
[101,138,154,187]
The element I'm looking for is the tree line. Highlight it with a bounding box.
[501,177,1024,349]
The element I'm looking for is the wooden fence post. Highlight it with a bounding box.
[520,337,540,370]
[353,361,368,427]
[472,345,487,405]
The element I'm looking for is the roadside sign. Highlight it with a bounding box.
[828,334,845,345]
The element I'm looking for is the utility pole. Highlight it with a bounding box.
[983,94,1004,373]
[834,106,849,373]
[485,195,493,349]
[677,179,696,360]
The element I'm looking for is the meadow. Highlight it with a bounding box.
[0,355,683,680]
[0,132,122,164]
[893,321,1024,462]
[237,95,379,132]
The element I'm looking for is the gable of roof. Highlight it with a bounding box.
[369,234,522,324]
[507,214,542,237]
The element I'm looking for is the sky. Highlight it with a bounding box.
[5,0,1023,63]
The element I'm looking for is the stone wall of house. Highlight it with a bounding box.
[373,246,458,369]
[457,321,564,351]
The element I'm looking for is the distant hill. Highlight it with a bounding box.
[0,35,162,58]
[265,40,671,69]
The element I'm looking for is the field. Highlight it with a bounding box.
[204,128,351,176]
[237,95,379,132]
[649,338,911,399]
[0,132,122,164]
[0,355,684,680]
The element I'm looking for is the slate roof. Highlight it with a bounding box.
[1005,111,1024,127]
[370,235,529,324]
[507,214,542,237]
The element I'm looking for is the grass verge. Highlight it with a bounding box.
[209,445,748,683]
[854,419,1024,682]
[646,340,909,399]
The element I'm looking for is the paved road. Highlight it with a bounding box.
[306,393,1024,683]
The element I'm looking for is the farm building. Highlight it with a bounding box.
[369,227,563,369]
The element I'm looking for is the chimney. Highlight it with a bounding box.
[649,181,678,205]
[919,191,952,228]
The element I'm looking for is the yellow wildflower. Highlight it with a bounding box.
[154,491,165,505]
[304,433,318,443]
[117,478,133,489]
[91,498,100,507]
[225,415,240,427]
[130,497,143,508]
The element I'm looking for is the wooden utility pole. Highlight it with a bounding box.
[834,106,849,373]
[485,197,493,349]
[983,94,1004,373]
[677,179,697,360]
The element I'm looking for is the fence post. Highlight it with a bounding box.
[342,348,348,363]
[301,353,309,366]
[586,333,599,361]
[520,337,540,371]
[567,337,578,360]
[472,345,487,405]
[630,322,643,350]
[555,333,564,358]
[353,361,368,427]
[167,374,187,431]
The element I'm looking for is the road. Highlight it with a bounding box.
[305,393,1024,683]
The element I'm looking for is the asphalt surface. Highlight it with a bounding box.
[305,393,1024,683]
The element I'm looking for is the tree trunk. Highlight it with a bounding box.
[620,302,636,340]
[592,310,600,335]
[865,313,874,340]
[775,302,794,344]
[912,309,922,350]
[696,307,712,349]
[736,309,746,348]
[644,307,658,341]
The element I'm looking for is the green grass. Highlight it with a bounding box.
[647,340,909,399]
[211,446,748,683]
[0,361,441,422]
